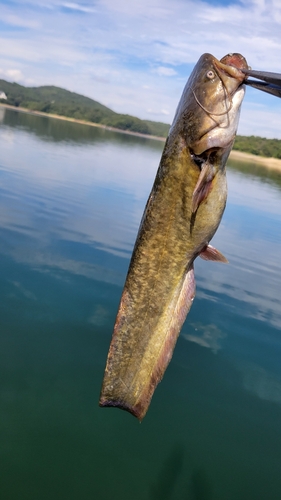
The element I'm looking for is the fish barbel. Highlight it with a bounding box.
[99,53,249,420]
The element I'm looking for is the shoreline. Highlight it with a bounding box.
[229,150,281,171]
[1,103,281,172]
[0,103,166,142]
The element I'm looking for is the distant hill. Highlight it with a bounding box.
[0,79,170,138]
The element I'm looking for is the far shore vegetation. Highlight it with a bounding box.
[1,78,281,158]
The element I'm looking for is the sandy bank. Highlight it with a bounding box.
[229,150,281,171]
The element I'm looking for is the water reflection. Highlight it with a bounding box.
[0,110,164,294]
[194,167,281,330]
[1,109,281,347]
[1,108,281,500]
[183,323,226,354]
[239,362,281,405]
[1,106,164,149]
[229,157,281,191]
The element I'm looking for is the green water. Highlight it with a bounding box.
[1,107,281,499]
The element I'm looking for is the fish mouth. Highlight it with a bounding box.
[214,53,249,92]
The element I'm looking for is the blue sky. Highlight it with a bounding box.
[0,0,281,137]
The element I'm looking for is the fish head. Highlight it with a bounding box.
[170,52,249,157]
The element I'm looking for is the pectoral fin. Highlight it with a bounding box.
[192,162,216,213]
[199,244,228,263]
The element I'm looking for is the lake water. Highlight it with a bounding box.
[1,107,281,500]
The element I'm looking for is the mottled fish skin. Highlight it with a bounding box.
[99,53,249,421]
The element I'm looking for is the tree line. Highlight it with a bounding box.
[233,135,281,159]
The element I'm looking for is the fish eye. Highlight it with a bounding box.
[206,70,215,79]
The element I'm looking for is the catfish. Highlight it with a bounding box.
[99,53,249,421]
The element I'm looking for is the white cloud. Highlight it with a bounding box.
[153,67,177,77]
[0,0,280,135]
[2,14,41,29]
[6,69,23,80]
[62,2,96,13]
[0,68,24,83]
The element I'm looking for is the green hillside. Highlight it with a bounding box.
[0,79,170,137]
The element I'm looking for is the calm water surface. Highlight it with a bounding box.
[1,108,281,499]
